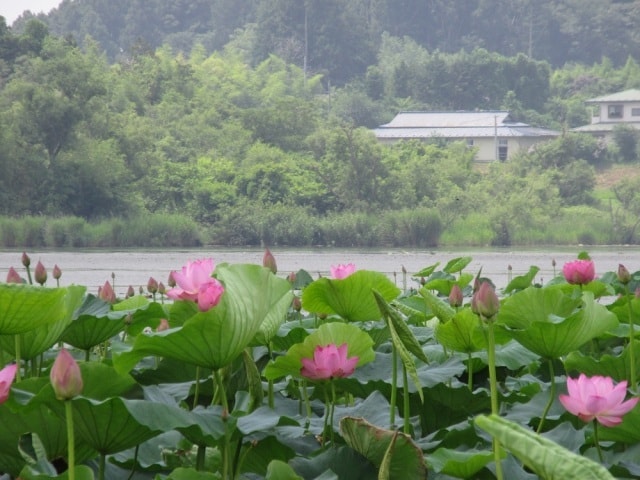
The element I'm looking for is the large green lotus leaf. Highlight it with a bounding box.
[0,284,85,335]
[264,322,375,381]
[419,288,456,323]
[475,414,615,479]
[265,460,303,480]
[340,417,427,480]
[0,285,85,359]
[250,273,294,346]
[114,263,292,371]
[436,309,483,353]
[564,341,640,383]
[60,295,166,350]
[443,256,473,274]
[0,398,96,477]
[302,270,400,322]
[499,289,618,358]
[429,447,495,478]
[504,266,540,294]
[498,286,580,331]
[423,273,473,297]
[0,320,70,361]
[44,394,216,455]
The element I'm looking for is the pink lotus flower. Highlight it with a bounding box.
[34,260,47,286]
[559,374,638,427]
[6,267,22,284]
[0,363,18,404]
[99,281,116,304]
[50,349,83,401]
[471,281,500,319]
[449,284,463,307]
[263,248,277,274]
[166,259,224,312]
[300,343,359,381]
[562,259,595,285]
[330,263,356,279]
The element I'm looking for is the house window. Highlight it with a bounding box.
[466,138,474,147]
[498,139,508,161]
[608,105,623,119]
[632,107,640,117]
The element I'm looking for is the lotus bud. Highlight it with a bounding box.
[449,284,463,308]
[263,248,277,274]
[52,264,62,280]
[618,264,631,285]
[126,285,135,298]
[99,281,116,304]
[139,286,144,295]
[287,272,296,283]
[157,281,166,295]
[6,267,22,284]
[147,277,158,294]
[50,349,83,401]
[21,252,31,267]
[34,261,47,286]
[292,296,302,312]
[472,281,500,320]
[157,318,170,332]
[167,271,176,288]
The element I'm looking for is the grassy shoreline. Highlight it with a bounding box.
[0,207,626,249]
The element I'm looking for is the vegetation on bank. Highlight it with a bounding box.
[3,6,640,248]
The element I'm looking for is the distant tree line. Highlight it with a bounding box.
[10,0,640,87]
[1,2,640,245]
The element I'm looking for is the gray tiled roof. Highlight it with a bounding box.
[586,89,640,103]
[374,111,559,139]
[380,111,512,128]
[573,122,640,133]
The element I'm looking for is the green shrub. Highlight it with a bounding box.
[380,208,442,247]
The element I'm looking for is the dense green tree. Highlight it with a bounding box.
[612,124,640,163]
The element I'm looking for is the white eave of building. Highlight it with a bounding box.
[373,111,559,140]
[585,89,640,104]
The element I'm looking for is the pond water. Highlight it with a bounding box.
[1,246,639,296]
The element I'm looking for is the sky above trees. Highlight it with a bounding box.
[0,0,61,25]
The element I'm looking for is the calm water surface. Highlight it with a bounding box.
[1,247,639,296]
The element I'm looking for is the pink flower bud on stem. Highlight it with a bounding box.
[34,261,47,286]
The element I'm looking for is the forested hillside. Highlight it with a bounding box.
[2,0,640,248]
[11,0,640,85]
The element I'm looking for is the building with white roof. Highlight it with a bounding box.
[373,111,559,162]
[572,89,640,141]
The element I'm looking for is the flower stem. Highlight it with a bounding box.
[626,287,636,393]
[65,400,75,480]
[302,379,311,419]
[536,359,556,434]
[402,364,410,434]
[213,369,230,478]
[193,366,201,409]
[98,453,106,480]
[267,344,275,408]
[329,380,336,445]
[593,420,604,463]
[467,352,473,391]
[390,346,398,428]
[486,319,503,480]
[196,444,206,471]
[14,336,21,382]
